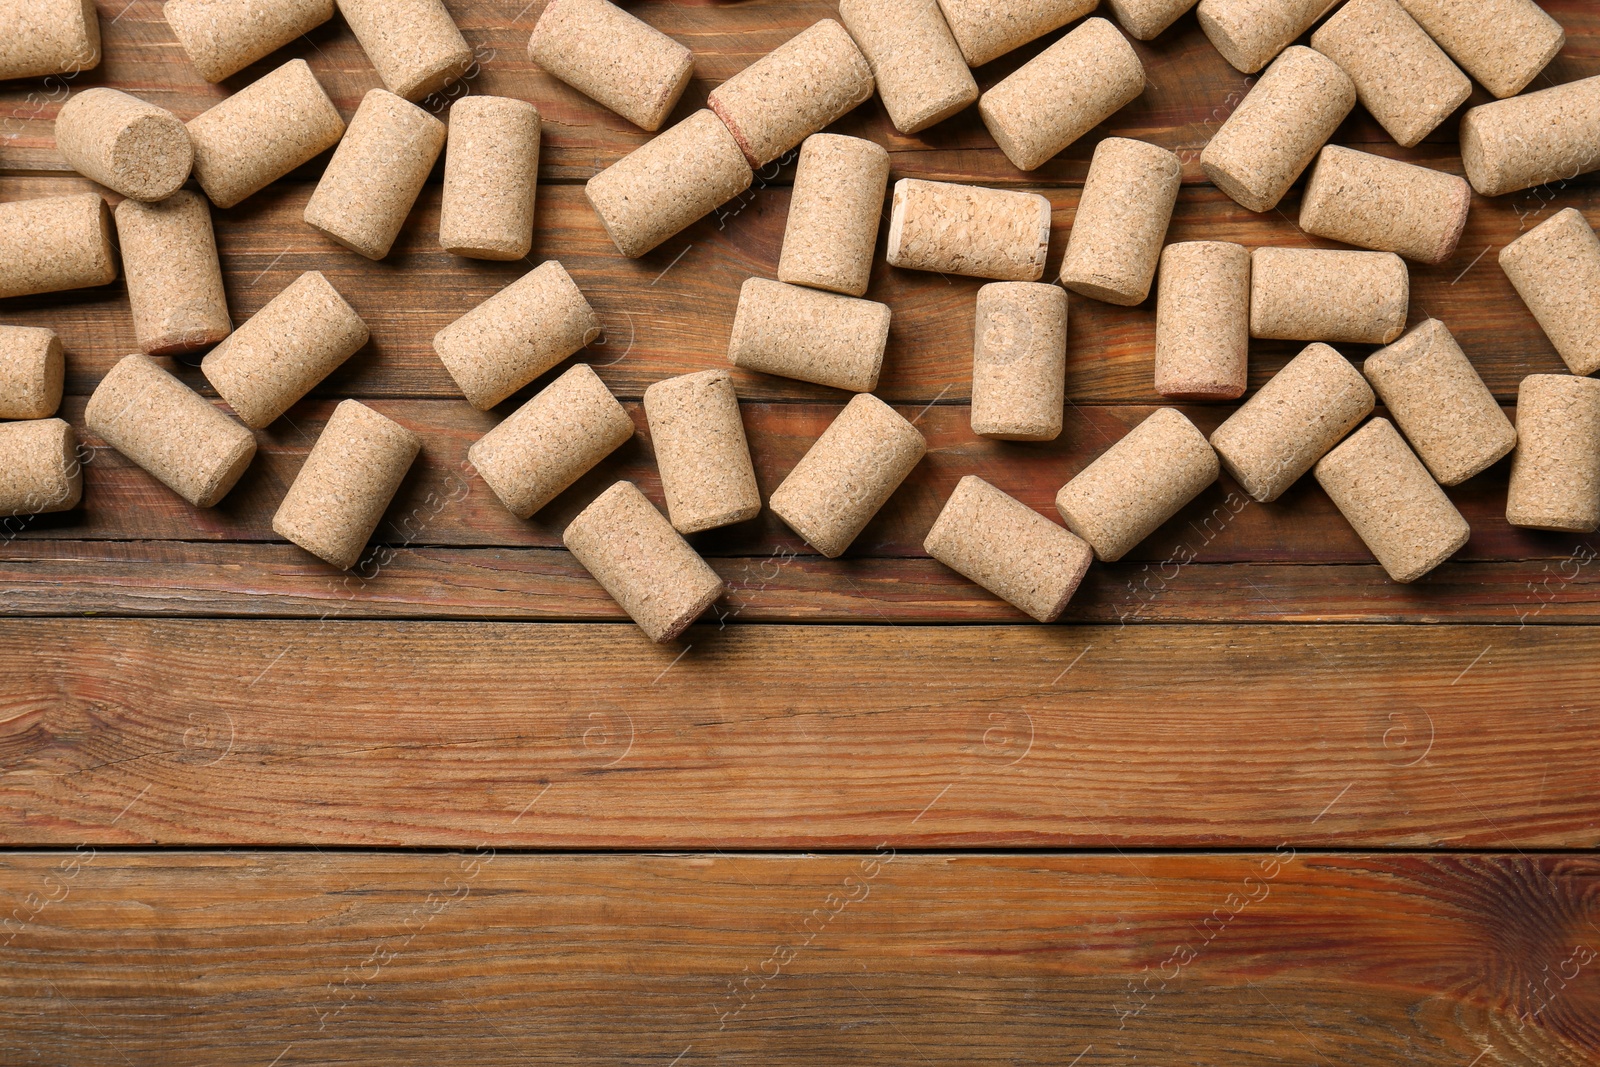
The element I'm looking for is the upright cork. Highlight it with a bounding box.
[769,393,926,558]
[586,110,754,259]
[1460,76,1600,199]
[1209,342,1374,503]
[272,399,421,570]
[1299,146,1472,265]
[115,191,232,358]
[1154,241,1250,401]
[0,419,82,516]
[440,96,541,262]
[1055,407,1219,562]
[925,475,1094,623]
[1250,248,1409,345]
[0,0,100,81]
[970,281,1068,441]
[433,260,602,411]
[1499,209,1600,378]
[55,89,193,204]
[527,0,693,133]
[164,0,336,83]
[1200,46,1355,213]
[202,271,370,429]
[643,369,761,534]
[934,0,1097,67]
[1059,137,1180,306]
[727,278,890,393]
[0,327,64,420]
[336,0,473,102]
[779,133,890,298]
[468,363,634,520]
[0,193,117,301]
[886,179,1052,282]
[706,19,875,168]
[1196,0,1338,74]
[979,18,1146,173]
[838,0,978,135]
[1506,374,1600,533]
[85,353,257,508]
[187,59,347,209]
[1395,0,1564,99]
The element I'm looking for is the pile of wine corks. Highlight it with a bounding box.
[6,0,1600,642]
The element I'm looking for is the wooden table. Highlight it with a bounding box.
[2,2,1597,1062]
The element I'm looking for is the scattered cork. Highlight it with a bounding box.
[886,178,1052,282]
[115,191,232,358]
[0,419,82,516]
[1196,0,1338,74]
[970,281,1068,442]
[1154,241,1250,401]
[727,278,891,393]
[1506,374,1600,533]
[1460,75,1600,198]
[0,193,117,301]
[335,0,473,101]
[1250,247,1409,345]
[1059,137,1181,306]
[934,0,1096,67]
[0,327,63,420]
[440,96,541,262]
[1299,146,1472,266]
[164,0,336,83]
[0,0,100,80]
[838,0,977,135]
[643,369,762,534]
[54,88,192,203]
[1500,209,1600,378]
[1395,0,1564,99]
[527,0,693,132]
[779,133,890,298]
[1107,0,1202,41]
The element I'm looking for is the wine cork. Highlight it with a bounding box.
[1299,146,1472,266]
[706,19,875,168]
[164,0,336,83]
[468,363,634,520]
[1209,342,1374,503]
[1499,209,1600,378]
[1506,374,1600,534]
[187,59,346,209]
[0,327,65,420]
[0,0,100,81]
[1308,0,1470,148]
[1459,76,1600,199]
[1315,418,1470,583]
[304,89,446,261]
[727,278,890,393]
[933,0,1097,67]
[1154,241,1250,401]
[1059,137,1180,306]
[643,369,761,535]
[0,193,117,301]
[585,110,754,259]
[0,419,82,517]
[335,0,473,102]
[1106,0,1200,41]
[778,133,890,298]
[564,480,726,644]
[1395,0,1564,99]
[272,400,421,570]
[769,393,926,558]
[838,0,977,135]
[54,89,193,204]
[440,96,541,262]
[433,260,602,411]
[85,353,257,508]
[1196,0,1338,74]
[978,18,1146,173]
[1362,319,1515,486]
[1200,46,1355,213]
[1054,407,1218,563]
[202,271,370,429]
[528,0,693,132]
[886,179,1052,282]
[925,475,1093,623]
[970,281,1067,442]
[1250,247,1409,345]
[115,191,232,358]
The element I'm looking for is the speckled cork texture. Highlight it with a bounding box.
[0,327,65,420]
[926,475,1093,622]
[1055,407,1218,562]
[202,271,369,429]
[0,419,82,516]
[335,0,473,101]
[934,0,1097,67]
[1250,248,1409,345]
[433,260,602,411]
[1107,0,1201,40]
[164,0,335,83]
[727,278,890,393]
[527,0,692,132]
[272,399,421,570]
[115,191,232,358]
[643,369,762,534]
[440,96,540,262]
[1155,241,1250,401]
[979,18,1145,173]
[1210,342,1374,503]
[778,134,889,297]
[586,110,754,259]
[1395,0,1564,99]
[1460,75,1600,199]
[1499,209,1600,378]
[1506,374,1600,533]
[0,193,117,301]
[55,89,192,204]
[1196,0,1338,74]
[187,59,346,209]
[1060,137,1180,306]
[839,0,977,135]
[468,363,634,520]
[1200,46,1355,213]
[706,19,875,168]
[1309,0,1470,148]
[887,179,1052,282]
[563,480,727,643]
[1299,146,1472,266]
[85,353,257,508]
[0,0,100,81]
[769,393,926,559]
[971,281,1067,441]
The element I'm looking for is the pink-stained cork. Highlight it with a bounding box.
[0,0,100,81]
[0,418,82,516]
[164,0,336,83]
[55,88,193,203]
[643,369,761,535]
[778,133,890,298]
[527,0,693,133]
[727,278,890,393]
[0,193,117,301]
[0,326,65,420]
[886,178,1052,282]
[1250,247,1409,345]
[335,0,473,102]
[1460,75,1600,199]
[1059,137,1181,306]
[1506,374,1600,534]
[1499,208,1600,378]
[440,96,541,262]
[1395,0,1564,99]
[114,191,232,358]
[970,281,1068,442]
[1107,0,1201,41]
[838,0,977,135]
[1196,0,1339,74]
[1154,241,1250,401]
[934,0,1097,67]
[1299,146,1472,265]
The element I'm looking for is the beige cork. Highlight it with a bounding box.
[85,353,257,507]
[272,399,421,570]
[528,0,693,133]
[971,281,1067,442]
[1154,241,1250,401]
[978,18,1145,173]
[1299,146,1472,266]
[1250,247,1409,345]
[1395,0,1564,99]
[164,0,336,83]
[727,278,890,393]
[886,179,1052,282]
[934,0,1097,67]
[202,270,369,429]
[187,59,346,209]
[1196,0,1338,74]
[0,327,65,420]
[0,419,82,516]
[335,0,473,102]
[468,363,634,520]
[0,193,117,301]
[838,0,977,135]
[1309,0,1470,148]
[433,260,602,412]
[115,191,232,358]
[643,369,761,534]
[586,110,754,259]
[1460,75,1600,199]
[1506,374,1600,533]
[1499,208,1600,378]
[54,89,192,204]
[0,0,100,81]
[1055,407,1218,562]
[706,19,875,168]
[778,133,890,298]
[564,480,726,643]
[769,393,926,558]
[439,96,540,262]
[1107,0,1200,40]
[1059,137,1180,306]
[1210,342,1374,502]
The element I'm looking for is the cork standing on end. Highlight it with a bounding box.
[440,96,541,262]
[527,0,693,133]
[115,192,232,358]
[838,0,978,135]
[643,369,762,535]
[1250,248,1410,345]
[1506,374,1600,533]
[335,0,473,102]
[1107,0,1202,41]
[54,88,193,203]
[1395,0,1564,99]
[1196,0,1338,74]
[1299,146,1473,265]
[1060,138,1181,306]
[779,134,890,298]
[0,419,82,516]
[970,281,1068,442]
[0,326,65,421]
[1155,241,1251,401]
[0,0,100,80]
[1499,208,1600,377]
[164,0,336,83]
[1460,75,1600,199]
[887,179,1053,282]
[0,193,117,301]
[934,0,1097,67]
[727,278,891,394]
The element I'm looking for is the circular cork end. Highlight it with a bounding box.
[110,113,194,202]
[193,433,258,508]
[706,94,760,168]
[48,419,84,513]
[1423,178,1475,266]
[442,240,529,262]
